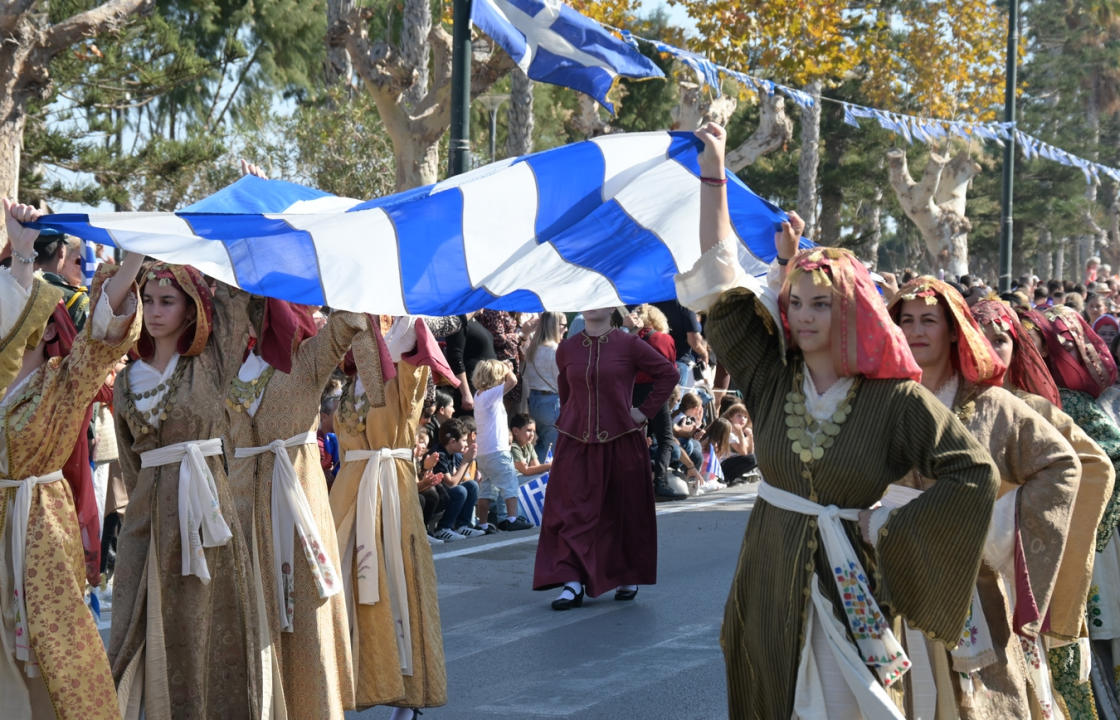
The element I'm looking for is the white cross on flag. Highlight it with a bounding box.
[471,0,664,113]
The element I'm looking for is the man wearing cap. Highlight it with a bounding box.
[33,228,89,330]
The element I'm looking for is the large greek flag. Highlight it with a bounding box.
[471,0,663,112]
[31,132,790,314]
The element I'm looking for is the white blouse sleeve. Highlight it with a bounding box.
[0,267,32,340]
[89,288,138,344]
[674,237,783,324]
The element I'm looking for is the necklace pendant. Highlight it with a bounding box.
[811,446,824,460]
[799,449,814,463]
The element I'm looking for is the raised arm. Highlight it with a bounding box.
[696,123,731,257]
[3,198,39,290]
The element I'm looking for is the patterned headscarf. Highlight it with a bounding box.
[889,276,1006,386]
[1038,304,1117,398]
[137,263,214,358]
[778,247,921,382]
[1093,313,1120,339]
[972,299,1060,406]
[256,299,319,374]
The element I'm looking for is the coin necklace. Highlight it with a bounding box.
[127,359,188,431]
[227,366,276,413]
[784,365,859,464]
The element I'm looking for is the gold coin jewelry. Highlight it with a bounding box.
[338,381,372,434]
[226,366,276,413]
[784,365,858,464]
[126,359,188,429]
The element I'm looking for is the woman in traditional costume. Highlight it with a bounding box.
[681,123,999,719]
[974,298,1115,719]
[1033,304,1120,714]
[225,298,367,719]
[330,316,454,719]
[110,263,263,720]
[889,280,1079,719]
[1,200,142,719]
[531,304,678,609]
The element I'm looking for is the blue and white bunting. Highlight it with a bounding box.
[31,132,792,315]
[470,0,663,113]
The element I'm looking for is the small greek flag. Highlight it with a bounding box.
[704,447,722,481]
[518,473,549,526]
[82,240,98,286]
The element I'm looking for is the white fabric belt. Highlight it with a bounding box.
[758,481,910,687]
[344,447,415,675]
[140,438,232,583]
[236,431,340,633]
[0,470,64,677]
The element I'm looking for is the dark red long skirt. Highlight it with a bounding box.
[532,430,657,598]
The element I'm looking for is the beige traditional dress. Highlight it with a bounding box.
[0,272,139,720]
[0,268,62,394]
[109,281,264,720]
[225,311,365,719]
[900,378,1080,720]
[329,324,447,710]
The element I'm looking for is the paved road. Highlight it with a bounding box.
[96,485,757,719]
[350,485,756,720]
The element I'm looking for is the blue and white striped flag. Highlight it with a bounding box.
[81,240,98,287]
[703,447,723,481]
[471,0,664,112]
[30,132,791,314]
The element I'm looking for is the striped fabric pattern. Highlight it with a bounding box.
[470,0,664,112]
[30,132,788,315]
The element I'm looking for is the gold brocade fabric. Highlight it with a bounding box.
[0,277,62,396]
[224,311,365,719]
[1016,390,1114,642]
[329,344,447,711]
[901,382,1080,719]
[705,286,999,720]
[0,275,139,720]
[109,285,264,720]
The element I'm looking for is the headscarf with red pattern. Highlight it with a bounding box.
[778,247,922,382]
[1038,304,1117,399]
[889,276,1007,387]
[137,263,213,358]
[972,299,1060,406]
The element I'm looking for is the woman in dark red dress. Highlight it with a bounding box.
[532,306,678,609]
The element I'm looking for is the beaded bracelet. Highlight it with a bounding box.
[699,175,727,186]
[776,256,790,266]
[11,249,35,265]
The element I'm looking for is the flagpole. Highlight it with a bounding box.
[997,0,1018,293]
[449,0,473,177]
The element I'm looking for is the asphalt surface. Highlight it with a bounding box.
[97,485,757,719]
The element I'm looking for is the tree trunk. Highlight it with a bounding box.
[856,188,882,268]
[726,93,793,172]
[395,138,442,191]
[400,0,431,108]
[796,80,822,241]
[1038,230,1053,281]
[886,147,979,278]
[1056,240,1066,281]
[671,82,737,132]
[0,112,24,206]
[506,67,534,156]
[818,187,842,246]
[325,0,356,85]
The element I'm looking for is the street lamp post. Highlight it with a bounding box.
[477,93,510,163]
[449,0,473,177]
[998,0,1019,292]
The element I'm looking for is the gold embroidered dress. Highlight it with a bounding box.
[676,241,999,719]
[224,311,366,719]
[0,271,139,720]
[109,279,263,720]
[0,269,62,394]
[329,324,446,711]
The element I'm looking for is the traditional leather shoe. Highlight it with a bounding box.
[614,587,638,601]
[551,584,584,611]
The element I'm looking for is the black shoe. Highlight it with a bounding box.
[551,584,584,611]
[499,516,534,531]
[614,587,639,601]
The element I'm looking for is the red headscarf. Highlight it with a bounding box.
[889,276,1007,387]
[972,299,1061,406]
[1038,304,1117,398]
[778,247,922,382]
[257,299,319,374]
[137,263,214,358]
[1093,314,1120,339]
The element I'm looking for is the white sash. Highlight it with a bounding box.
[235,431,340,632]
[0,470,64,677]
[140,438,231,583]
[343,448,414,675]
[758,481,910,687]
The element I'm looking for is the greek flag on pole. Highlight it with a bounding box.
[81,241,98,286]
[519,445,551,526]
[471,0,663,112]
[30,132,793,314]
[704,447,723,481]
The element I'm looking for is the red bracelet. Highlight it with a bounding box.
[699,175,727,186]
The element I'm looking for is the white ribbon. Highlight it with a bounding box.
[140,438,231,583]
[758,481,910,687]
[235,431,340,633]
[343,447,414,674]
[0,470,64,678]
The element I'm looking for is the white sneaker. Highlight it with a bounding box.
[434,527,466,542]
[456,525,487,538]
[427,534,445,545]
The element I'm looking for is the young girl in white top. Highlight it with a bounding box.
[472,359,534,531]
